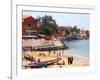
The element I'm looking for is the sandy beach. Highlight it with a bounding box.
[22,50,89,69]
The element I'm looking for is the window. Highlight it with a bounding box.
[27,23,33,29]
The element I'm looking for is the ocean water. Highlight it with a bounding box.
[64,40,89,57]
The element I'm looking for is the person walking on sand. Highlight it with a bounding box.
[68,57,70,65]
[37,58,41,63]
[68,56,73,65]
[70,56,73,64]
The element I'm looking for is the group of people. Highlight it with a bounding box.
[68,56,73,65]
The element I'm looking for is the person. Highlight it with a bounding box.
[68,57,70,65]
[63,60,65,65]
[57,53,59,59]
[59,52,61,58]
[70,56,73,64]
[68,56,73,65]
[37,58,41,63]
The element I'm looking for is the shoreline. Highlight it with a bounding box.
[64,50,89,59]
[63,39,89,57]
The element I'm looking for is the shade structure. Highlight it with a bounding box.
[22,39,68,51]
[22,45,66,51]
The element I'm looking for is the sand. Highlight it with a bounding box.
[22,50,89,69]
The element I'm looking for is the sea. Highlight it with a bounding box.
[64,39,89,57]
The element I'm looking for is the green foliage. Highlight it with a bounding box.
[64,26,80,38]
[65,27,71,35]
[72,26,80,33]
[38,15,58,36]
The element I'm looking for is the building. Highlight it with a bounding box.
[52,26,66,39]
[79,29,87,37]
[22,16,38,36]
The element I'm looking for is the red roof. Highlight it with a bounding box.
[22,16,38,27]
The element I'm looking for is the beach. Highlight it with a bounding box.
[22,50,89,69]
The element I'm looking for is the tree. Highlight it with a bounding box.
[37,15,58,36]
[72,26,80,34]
[65,27,71,36]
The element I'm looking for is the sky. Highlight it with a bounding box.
[23,11,90,30]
